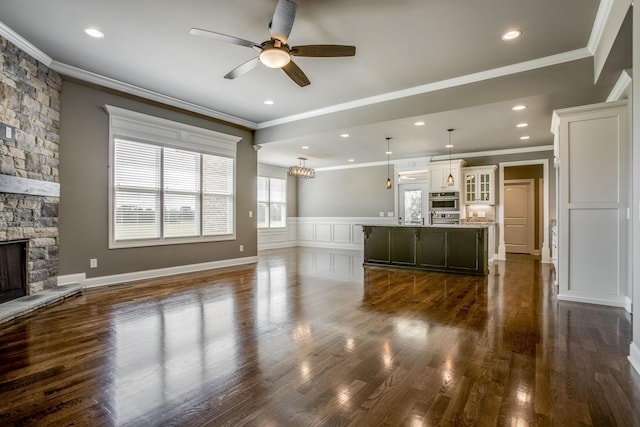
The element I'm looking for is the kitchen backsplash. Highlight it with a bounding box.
[463,205,495,223]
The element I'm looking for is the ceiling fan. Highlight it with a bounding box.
[189,0,356,87]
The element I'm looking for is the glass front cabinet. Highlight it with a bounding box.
[463,166,496,204]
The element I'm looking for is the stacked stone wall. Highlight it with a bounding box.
[0,36,61,293]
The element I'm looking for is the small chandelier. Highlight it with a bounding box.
[447,129,455,187]
[385,137,392,189]
[288,157,315,179]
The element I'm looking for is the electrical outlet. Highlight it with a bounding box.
[249,210,253,218]
[0,122,16,142]
[387,212,393,217]
[90,258,98,268]
[240,244,244,252]
[379,212,384,217]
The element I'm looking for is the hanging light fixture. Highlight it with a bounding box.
[288,157,315,178]
[385,137,392,189]
[447,129,455,187]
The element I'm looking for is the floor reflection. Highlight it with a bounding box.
[2,249,638,425]
[113,292,238,424]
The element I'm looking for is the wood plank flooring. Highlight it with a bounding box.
[1,248,639,426]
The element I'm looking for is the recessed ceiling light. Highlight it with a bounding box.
[340,133,350,138]
[348,159,355,162]
[264,100,274,105]
[301,146,309,149]
[501,30,522,41]
[84,28,105,38]
[520,136,530,140]
[385,151,392,155]
[414,121,425,126]
[445,144,453,148]
[512,104,527,111]
[516,123,528,128]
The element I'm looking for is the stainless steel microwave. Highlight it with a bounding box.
[429,192,459,211]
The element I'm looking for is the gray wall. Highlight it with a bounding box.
[298,165,394,217]
[287,175,298,217]
[58,80,256,278]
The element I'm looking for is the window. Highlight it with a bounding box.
[106,105,241,248]
[257,176,287,228]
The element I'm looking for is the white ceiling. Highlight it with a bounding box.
[0,0,621,169]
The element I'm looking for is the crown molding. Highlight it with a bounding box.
[588,0,632,83]
[0,20,52,66]
[587,0,614,55]
[51,61,258,129]
[606,69,632,101]
[313,146,553,172]
[257,48,592,130]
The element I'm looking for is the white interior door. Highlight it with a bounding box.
[504,179,534,254]
[399,183,427,225]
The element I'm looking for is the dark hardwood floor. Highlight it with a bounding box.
[1,248,639,426]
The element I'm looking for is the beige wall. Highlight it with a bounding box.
[58,80,256,278]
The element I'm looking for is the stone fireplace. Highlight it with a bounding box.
[0,36,61,297]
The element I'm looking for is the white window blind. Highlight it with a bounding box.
[163,148,200,238]
[114,140,161,240]
[106,105,241,248]
[202,154,234,235]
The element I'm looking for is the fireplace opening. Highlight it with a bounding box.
[0,240,28,304]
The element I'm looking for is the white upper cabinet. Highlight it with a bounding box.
[463,166,496,204]
[428,160,464,193]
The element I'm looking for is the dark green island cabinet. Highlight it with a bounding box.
[361,225,488,275]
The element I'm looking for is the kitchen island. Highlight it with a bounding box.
[361,224,488,276]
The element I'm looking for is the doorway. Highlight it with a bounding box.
[497,159,551,262]
[398,183,428,225]
[504,179,534,254]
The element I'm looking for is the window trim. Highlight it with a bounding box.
[105,105,241,249]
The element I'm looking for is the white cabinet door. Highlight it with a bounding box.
[552,100,628,307]
[464,172,477,202]
[462,167,495,204]
[430,165,460,192]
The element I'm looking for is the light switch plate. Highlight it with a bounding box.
[379,212,384,217]
[478,211,486,218]
[387,212,393,217]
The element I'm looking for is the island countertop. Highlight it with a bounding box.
[359,223,488,229]
[361,224,488,275]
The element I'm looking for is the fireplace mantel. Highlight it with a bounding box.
[0,175,60,198]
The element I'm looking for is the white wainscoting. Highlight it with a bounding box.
[258,217,396,251]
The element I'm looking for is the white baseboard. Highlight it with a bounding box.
[72,256,258,289]
[625,296,633,313]
[629,342,640,375]
[557,293,626,308]
[297,241,362,251]
[57,273,86,286]
[258,241,297,251]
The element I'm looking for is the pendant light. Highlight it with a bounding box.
[385,137,392,189]
[447,129,455,187]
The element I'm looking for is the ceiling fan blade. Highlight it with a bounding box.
[282,60,310,87]
[224,57,261,80]
[270,0,297,43]
[189,28,260,50]
[291,45,356,57]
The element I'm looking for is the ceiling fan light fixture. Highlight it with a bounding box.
[260,47,291,68]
